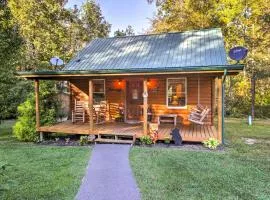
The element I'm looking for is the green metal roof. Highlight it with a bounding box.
[17,28,244,77]
[64,28,228,71]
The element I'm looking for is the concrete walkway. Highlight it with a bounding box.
[76,144,141,200]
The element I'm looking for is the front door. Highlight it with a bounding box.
[126,80,143,121]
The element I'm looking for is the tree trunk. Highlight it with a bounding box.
[251,75,256,119]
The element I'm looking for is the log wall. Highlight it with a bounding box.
[70,75,215,125]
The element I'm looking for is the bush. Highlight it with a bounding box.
[202,138,220,150]
[13,81,60,142]
[13,98,37,141]
[80,136,88,146]
[140,135,153,145]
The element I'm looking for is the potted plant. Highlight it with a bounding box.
[163,134,172,146]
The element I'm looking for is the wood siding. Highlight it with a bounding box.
[148,76,213,125]
[70,75,214,125]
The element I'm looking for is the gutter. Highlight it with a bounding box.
[16,64,244,77]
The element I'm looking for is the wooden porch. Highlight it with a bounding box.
[38,120,217,142]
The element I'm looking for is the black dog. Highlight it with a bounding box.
[170,128,182,146]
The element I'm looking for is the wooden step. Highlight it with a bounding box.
[95,138,133,144]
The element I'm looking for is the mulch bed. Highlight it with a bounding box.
[135,140,225,152]
[38,135,224,151]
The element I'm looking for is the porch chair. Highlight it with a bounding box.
[95,101,107,124]
[109,103,123,121]
[188,105,210,125]
[72,100,86,123]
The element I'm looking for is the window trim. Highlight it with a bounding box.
[93,79,106,104]
[166,78,187,109]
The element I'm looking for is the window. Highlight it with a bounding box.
[167,78,187,108]
[93,79,105,104]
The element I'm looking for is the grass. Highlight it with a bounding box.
[130,119,270,200]
[0,120,91,200]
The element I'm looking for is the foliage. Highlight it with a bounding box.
[13,81,60,142]
[8,0,110,70]
[80,136,88,146]
[114,25,135,37]
[150,0,270,118]
[1,0,110,121]
[202,138,220,150]
[0,1,31,120]
[140,135,153,145]
[81,0,111,41]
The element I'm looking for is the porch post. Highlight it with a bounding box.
[217,77,222,143]
[211,78,216,125]
[89,79,94,133]
[68,81,72,120]
[35,79,43,141]
[143,79,148,135]
[34,79,40,130]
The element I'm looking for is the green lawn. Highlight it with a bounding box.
[1,119,270,200]
[130,119,270,200]
[0,120,91,200]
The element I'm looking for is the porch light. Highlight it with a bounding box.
[118,79,122,86]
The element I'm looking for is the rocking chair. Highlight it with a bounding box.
[72,100,86,123]
[188,105,210,125]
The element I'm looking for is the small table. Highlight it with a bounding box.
[158,114,177,126]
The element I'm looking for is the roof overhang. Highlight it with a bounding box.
[16,64,244,79]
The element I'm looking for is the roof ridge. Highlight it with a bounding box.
[99,27,222,40]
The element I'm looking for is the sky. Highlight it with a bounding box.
[66,0,157,36]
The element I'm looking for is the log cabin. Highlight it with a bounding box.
[17,28,243,144]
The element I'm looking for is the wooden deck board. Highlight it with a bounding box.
[39,121,217,142]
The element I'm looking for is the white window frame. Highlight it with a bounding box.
[166,78,187,109]
[93,79,106,104]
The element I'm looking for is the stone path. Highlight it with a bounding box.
[76,144,141,200]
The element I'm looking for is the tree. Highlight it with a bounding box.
[114,29,126,37]
[8,0,70,70]
[7,0,111,137]
[149,0,270,118]
[0,0,31,121]
[8,0,110,70]
[114,25,135,37]
[80,0,111,41]
[125,25,135,36]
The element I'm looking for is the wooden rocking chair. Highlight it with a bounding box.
[109,103,123,121]
[72,100,86,123]
[95,101,107,124]
[188,105,210,125]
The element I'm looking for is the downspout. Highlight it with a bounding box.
[221,69,227,144]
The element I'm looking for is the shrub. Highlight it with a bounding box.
[140,135,152,145]
[13,81,60,142]
[202,138,220,150]
[80,136,88,146]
